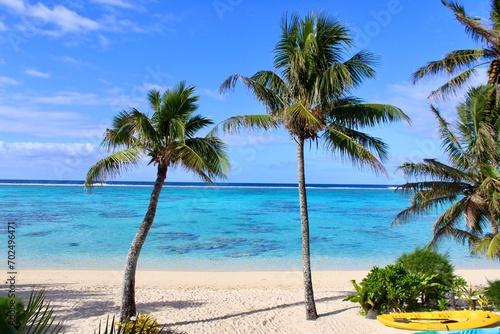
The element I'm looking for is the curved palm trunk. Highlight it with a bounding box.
[120,165,167,322]
[296,136,318,320]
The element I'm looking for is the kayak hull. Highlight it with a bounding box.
[377,310,500,331]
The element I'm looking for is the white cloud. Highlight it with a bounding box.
[0,20,6,31]
[0,141,95,157]
[0,76,19,85]
[24,68,50,78]
[32,91,102,105]
[90,0,137,10]
[0,0,25,12]
[28,3,99,33]
[0,1,99,36]
[0,105,107,139]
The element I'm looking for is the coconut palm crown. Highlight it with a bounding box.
[393,85,500,259]
[85,81,229,322]
[217,12,409,320]
[412,0,500,101]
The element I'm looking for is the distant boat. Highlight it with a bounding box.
[377,310,500,331]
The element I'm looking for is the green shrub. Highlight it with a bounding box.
[0,295,24,329]
[485,279,500,309]
[344,264,439,314]
[396,247,455,304]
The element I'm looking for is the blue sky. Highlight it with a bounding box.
[0,0,491,184]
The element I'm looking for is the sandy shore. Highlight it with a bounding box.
[8,269,500,333]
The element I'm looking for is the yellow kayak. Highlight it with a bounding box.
[377,310,500,331]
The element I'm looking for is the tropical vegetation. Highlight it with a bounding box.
[345,248,468,314]
[217,11,409,320]
[392,85,500,258]
[85,81,230,322]
[0,290,62,334]
[412,0,500,102]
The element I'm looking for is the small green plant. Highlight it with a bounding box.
[453,277,488,309]
[485,279,500,309]
[95,314,185,334]
[0,295,25,329]
[118,314,162,334]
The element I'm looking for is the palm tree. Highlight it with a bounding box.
[218,12,409,320]
[392,85,500,259]
[412,0,500,102]
[85,81,229,322]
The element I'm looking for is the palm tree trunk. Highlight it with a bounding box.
[120,164,167,322]
[296,136,318,321]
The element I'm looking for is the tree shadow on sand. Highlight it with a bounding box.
[166,294,353,327]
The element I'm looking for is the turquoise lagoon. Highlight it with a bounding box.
[0,180,496,271]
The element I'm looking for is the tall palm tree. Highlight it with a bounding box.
[85,81,229,322]
[412,0,500,101]
[392,85,500,259]
[218,12,409,320]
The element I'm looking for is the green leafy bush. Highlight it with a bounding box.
[0,295,24,329]
[344,264,439,314]
[396,247,455,304]
[485,280,500,309]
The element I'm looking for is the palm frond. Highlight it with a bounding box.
[327,103,409,129]
[429,67,478,101]
[325,125,389,161]
[411,49,486,84]
[185,115,214,138]
[85,147,143,188]
[441,0,498,47]
[397,159,471,182]
[172,137,230,183]
[431,105,475,171]
[210,114,280,136]
[284,102,323,132]
[392,190,460,226]
[219,74,284,113]
[17,290,62,334]
[322,126,386,174]
[473,233,500,259]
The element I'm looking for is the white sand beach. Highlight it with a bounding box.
[10,269,500,333]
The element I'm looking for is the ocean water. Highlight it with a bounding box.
[0,180,496,271]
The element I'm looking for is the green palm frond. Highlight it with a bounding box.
[322,126,386,174]
[16,290,62,334]
[429,67,478,101]
[397,159,471,182]
[85,147,143,188]
[392,190,461,226]
[412,49,486,84]
[328,103,409,129]
[441,0,499,47]
[325,125,389,161]
[284,103,323,132]
[184,115,214,138]
[338,50,378,90]
[172,137,229,183]
[473,233,500,259]
[431,105,474,171]
[209,114,280,136]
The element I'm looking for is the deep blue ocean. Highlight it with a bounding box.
[0,180,496,271]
